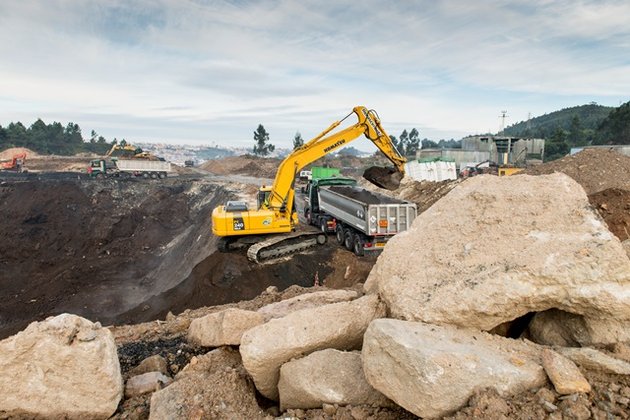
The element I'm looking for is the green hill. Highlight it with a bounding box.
[503,104,614,138]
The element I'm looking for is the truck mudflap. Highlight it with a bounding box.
[246,231,326,264]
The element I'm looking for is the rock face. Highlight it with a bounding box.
[365,174,630,334]
[240,294,386,400]
[257,289,359,321]
[0,314,123,419]
[541,349,591,394]
[278,349,391,410]
[150,347,264,420]
[362,319,546,418]
[187,308,265,347]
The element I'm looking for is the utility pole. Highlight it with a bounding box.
[499,110,509,135]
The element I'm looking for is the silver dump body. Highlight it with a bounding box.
[115,159,171,172]
[318,185,417,236]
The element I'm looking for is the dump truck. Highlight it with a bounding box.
[87,158,171,179]
[303,177,417,256]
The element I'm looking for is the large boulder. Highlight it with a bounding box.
[257,289,359,321]
[0,314,123,419]
[187,308,265,347]
[150,347,264,420]
[278,349,391,410]
[365,174,630,334]
[240,294,386,400]
[362,318,546,418]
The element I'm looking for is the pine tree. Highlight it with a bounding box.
[253,124,275,156]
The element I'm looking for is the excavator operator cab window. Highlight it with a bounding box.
[257,189,271,210]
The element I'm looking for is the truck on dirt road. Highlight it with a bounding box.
[303,177,417,256]
[87,158,171,179]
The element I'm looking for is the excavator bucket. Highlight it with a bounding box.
[363,166,403,191]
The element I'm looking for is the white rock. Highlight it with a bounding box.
[278,349,391,410]
[365,174,630,339]
[187,308,265,347]
[257,289,359,321]
[557,347,630,375]
[240,294,386,400]
[362,318,546,418]
[129,354,169,376]
[125,371,172,398]
[0,314,123,419]
[541,348,591,394]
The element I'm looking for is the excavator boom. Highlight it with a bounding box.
[211,106,407,262]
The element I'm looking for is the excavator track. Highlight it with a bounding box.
[246,231,326,264]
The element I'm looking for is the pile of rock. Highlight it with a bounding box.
[2,172,630,419]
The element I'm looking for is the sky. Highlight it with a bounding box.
[1,0,629,150]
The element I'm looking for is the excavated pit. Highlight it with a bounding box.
[0,176,337,339]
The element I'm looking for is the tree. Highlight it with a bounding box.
[422,138,438,149]
[545,126,570,161]
[292,131,304,150]
[253,124,275,156]
[406,128,420,156]
[594,101,630,145]
[567,116,585,147]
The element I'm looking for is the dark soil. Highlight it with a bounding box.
[0,177,225,338]
[116,244,336,326]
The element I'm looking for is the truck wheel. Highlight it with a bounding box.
[150,172,158,179]
[320,218,328,233]
[305,208,312,225]
[142,173,149,179]
[353,236,365,256]
[158,172,165,179]
[335,225,345,245]
[344,231,354,251]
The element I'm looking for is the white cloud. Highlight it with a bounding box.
[0,0,628,147]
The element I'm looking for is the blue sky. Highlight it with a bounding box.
[1,0,629,150]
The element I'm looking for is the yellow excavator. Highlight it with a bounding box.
[211,106,407,262]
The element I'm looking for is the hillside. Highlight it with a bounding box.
[504,104,613,138]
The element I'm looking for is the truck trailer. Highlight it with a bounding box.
[88,158,171,179]
[303,177,417,256]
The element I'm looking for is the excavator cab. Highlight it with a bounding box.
[257,186,272,210]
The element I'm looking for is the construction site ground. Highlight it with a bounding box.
[1,148,630,419]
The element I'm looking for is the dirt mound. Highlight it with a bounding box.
[0,147,38,159]
[589,188,630,241]
[201,155,281,178]
[523,149,630,194]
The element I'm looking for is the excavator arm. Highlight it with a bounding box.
[265,106,406,217]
